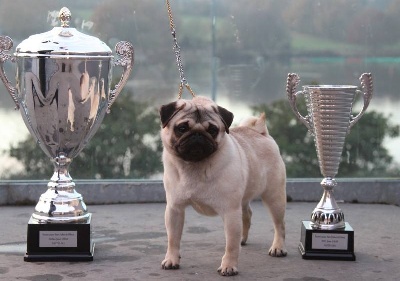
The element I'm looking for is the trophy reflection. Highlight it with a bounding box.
[286,73,373,260]
[0,7,134,261]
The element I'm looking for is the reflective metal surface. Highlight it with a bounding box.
[286,73,373,230]
[0,36,18,108]
[16,7,112,56]
[0,7,134,223]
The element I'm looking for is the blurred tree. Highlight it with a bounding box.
[0,0,101,39]
[281,0,400,53]
[91,0,173,65]
[90,0,185,92]
[282,0,359,42]
[346,8,398,52]
[220,0,291,60]
[217,0,291,103]
[340,110,400,177]
[252,99,400,177]
[0,0,55,39]
[7,91,163,180]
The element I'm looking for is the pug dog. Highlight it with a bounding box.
[159,96,287,276]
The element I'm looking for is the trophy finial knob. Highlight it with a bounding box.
[59,7,71,27]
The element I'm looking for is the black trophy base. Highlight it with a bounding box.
[299,221,355,261]
[24,215,94,262]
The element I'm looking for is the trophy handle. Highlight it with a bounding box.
[107,41,134,113]
[348,73,373,131]
[0,35,19,109]
[286,73,313,132]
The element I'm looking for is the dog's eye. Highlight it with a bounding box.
[207,124,219,137]
[175,123,189,135]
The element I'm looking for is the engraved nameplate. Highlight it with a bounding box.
[312,233,348,250]
[39,231,78,248]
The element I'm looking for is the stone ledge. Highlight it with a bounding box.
[0,178,399,206]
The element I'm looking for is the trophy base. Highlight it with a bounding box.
[299,221,355,261]
[24,214,94,262]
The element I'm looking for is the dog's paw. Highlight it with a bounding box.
[161,255,181,270]
[217,265,239,276]
[268,246,287,257]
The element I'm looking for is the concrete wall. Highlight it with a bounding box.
[0,179,399,206]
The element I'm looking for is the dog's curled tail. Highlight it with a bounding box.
[239,113,268,136]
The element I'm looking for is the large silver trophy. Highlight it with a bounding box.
[0,8,134,261]
[286,73,372,260]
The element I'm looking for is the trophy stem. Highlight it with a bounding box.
[310,177,345,230]
[31,153,90,224]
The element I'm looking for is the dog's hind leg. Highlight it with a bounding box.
[260,188,287,257]
[241,202,252,245]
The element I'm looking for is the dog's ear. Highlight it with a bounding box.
[160,101,186,128]
[217,106,234,134]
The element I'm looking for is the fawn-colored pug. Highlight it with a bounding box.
[159,96,287,276]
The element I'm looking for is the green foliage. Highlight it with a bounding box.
[290,32,361,55]
[0,0,100,40]
[282,0,400,54]
[0,0,52,40]
[73,92,163,179]
[8,135,50,179]
[252,99,400,178]
[7,92,163,180]
[9,95,400,180]
[91,0,172,62]
[341,110,400,177]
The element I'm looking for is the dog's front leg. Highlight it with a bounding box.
[162,204,185,270]
[218,209,242,276]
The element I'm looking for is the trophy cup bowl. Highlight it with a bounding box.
[286,72,373,260]
[0,7,134,261]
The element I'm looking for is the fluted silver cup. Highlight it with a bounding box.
[286,73,373,230]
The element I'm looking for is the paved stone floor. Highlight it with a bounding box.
[0,202,399,280]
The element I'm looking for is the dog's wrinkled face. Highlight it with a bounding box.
[160,96,234,162]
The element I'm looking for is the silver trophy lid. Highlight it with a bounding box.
[15,7,112,57]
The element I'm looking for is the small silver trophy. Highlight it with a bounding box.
[286,72,373,260]
[0,7,134,261]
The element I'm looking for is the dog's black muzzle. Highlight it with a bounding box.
[176,132,217,162]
